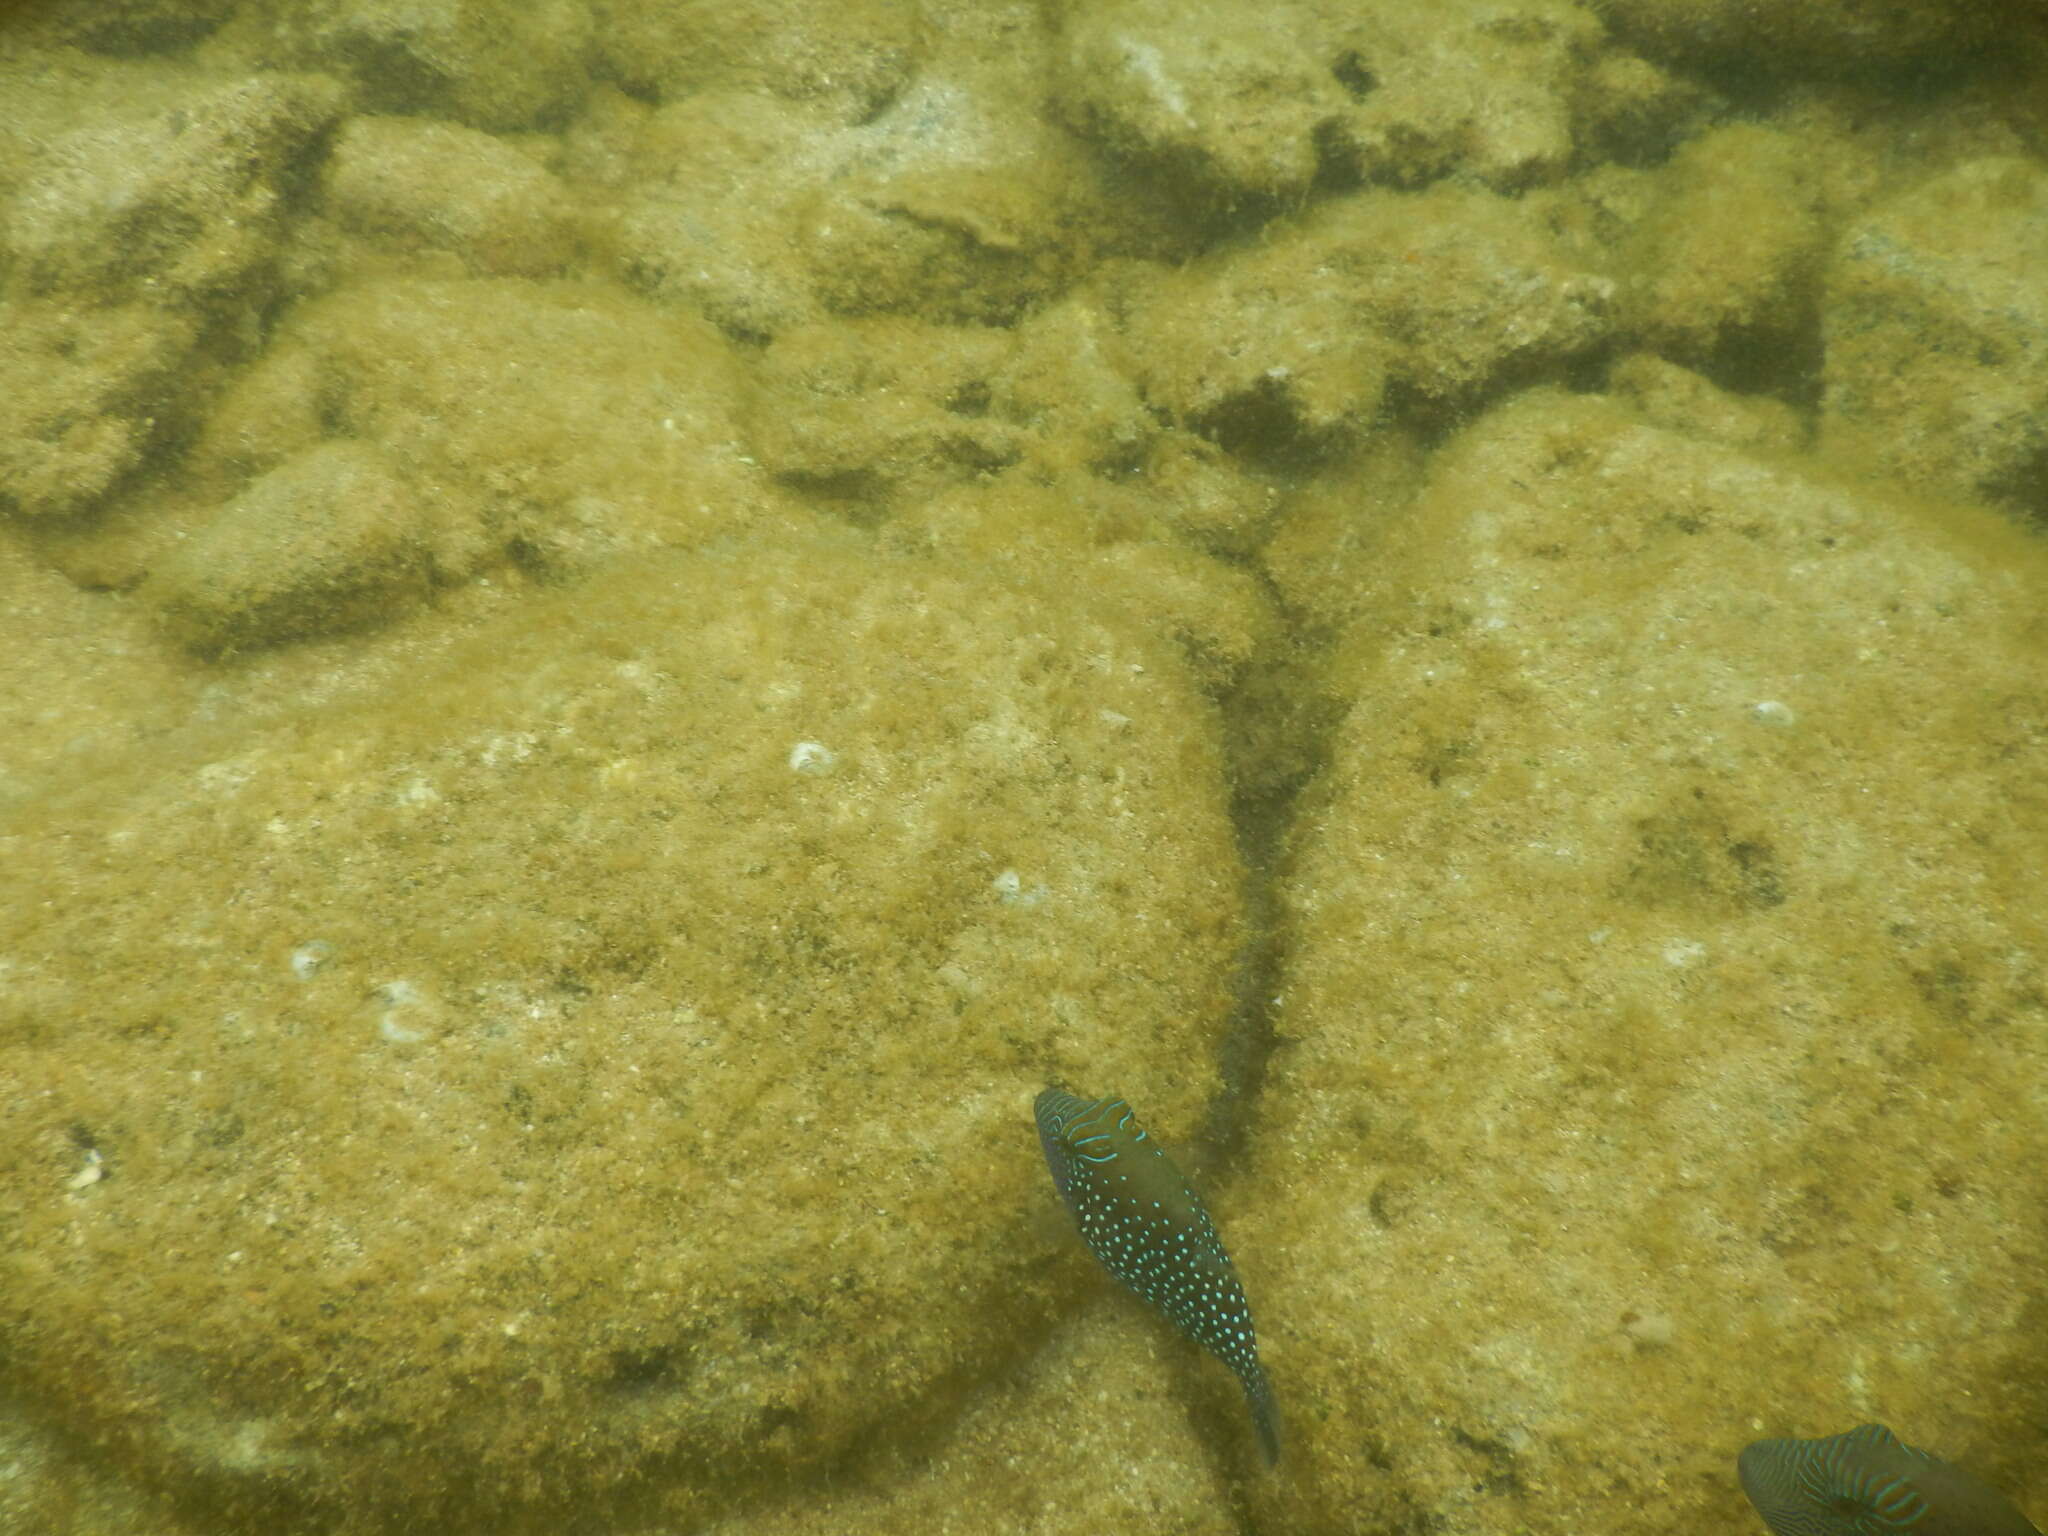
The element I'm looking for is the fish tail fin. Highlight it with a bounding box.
[1243,1365,1281,1466]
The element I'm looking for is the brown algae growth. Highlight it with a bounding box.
[3,0,2048,1532]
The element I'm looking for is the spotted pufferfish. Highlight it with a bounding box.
[1034,1087,1280,1464]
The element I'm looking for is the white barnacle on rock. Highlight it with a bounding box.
[396,776,441,808]
[370,979,436,1043]
[1660,938,1707,968]
[289,940,333,981]
[479,732,538,768]
[787,740,836,774]
[992,868,1049,907]
[66,1147,105,1191]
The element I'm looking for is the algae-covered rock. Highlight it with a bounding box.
[0,1387,189,1536]
[888,474,1282,696]
[609,88,845,340]
[1056,0,1348,210]
[744,306,1281,563]
[0,299,203,520]
[591,0,925,121]
[0,536,198,814]
[250,0,592,131]
[1629,122,1826,380]
[322,116,582,279]
[4,2,2047,1529]
[746,317,1025,499]
[153,441,437,656]
[190,276,775,591]
[699,1305,1243,1536]
[1609,352,1806,455]
[1244,390,2048,1535]
[1105,245,1391,456]
[1318,0,1605,192]
[0,70,346,520]
[4,0,238,57]
[617,64,1121,337]
[1821,156,2048,520]
[0,535,1245,1531]
[1593,0,2009,79]
[4,71,343,300]
[1055,0,1606,202]
[791,75,1110,328]
[1572,50,1713,168]
[1257,428,1429,635]
[1106,182,1615,454]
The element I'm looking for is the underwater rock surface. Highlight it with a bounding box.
[3,0,2048,1531]
[1823,156,2048,523]
[1246,392,2048,1535]
[0,538,1243,1528]
[0,69,344,522]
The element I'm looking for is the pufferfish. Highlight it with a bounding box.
[1739,1423,2040,1536]
[1034,1087,1280,1464]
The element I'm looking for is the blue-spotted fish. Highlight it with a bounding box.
[1739,1423,2040,1536]
[1034,1087,1280,1464]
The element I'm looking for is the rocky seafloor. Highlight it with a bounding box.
[2,1,2047,1533]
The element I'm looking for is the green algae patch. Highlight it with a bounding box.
[0,536,1244,1531]
[1243,391,2048,1536]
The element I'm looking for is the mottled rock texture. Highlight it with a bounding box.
[3,0,2048,1531]
[154,441,434,655]
[699,1305,1246,1536]
[177,275,777,632]
[1246,391,2048,1535]
[0,72,344,519]
[0,537,1244,1530]
[1057,0,1611,202]
[1823,157,2048,522]
[323,116,582,279]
